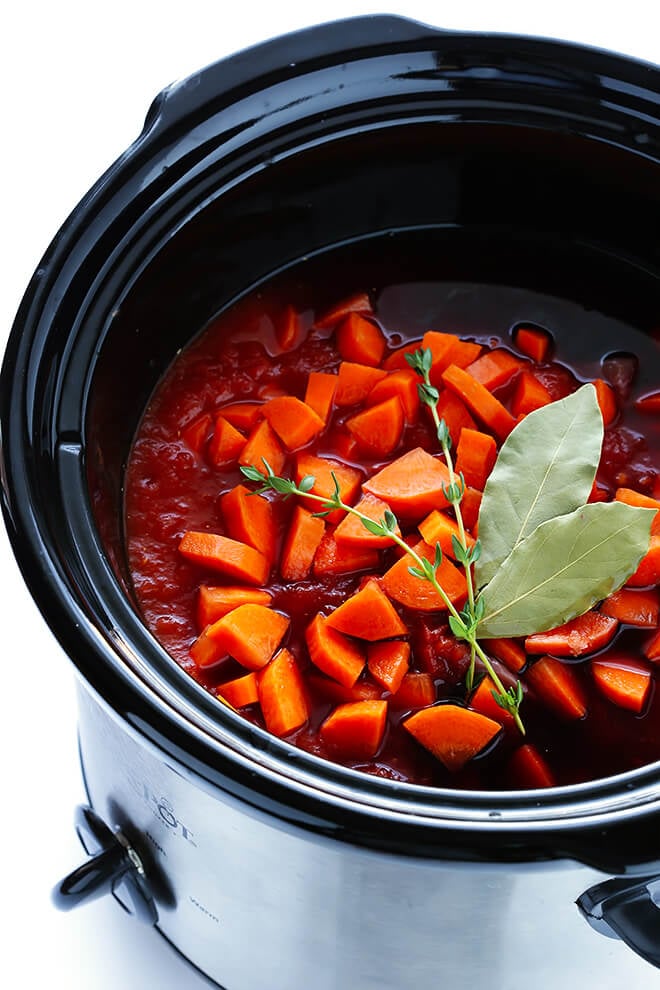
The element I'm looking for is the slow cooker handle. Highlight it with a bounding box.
[577,874,660,968]
[143,15,447,137]
[53,805,157,925]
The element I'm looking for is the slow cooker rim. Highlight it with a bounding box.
[3,16,660,859]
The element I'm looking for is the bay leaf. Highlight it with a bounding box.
[476,501,654,638]
[474,384,603,588]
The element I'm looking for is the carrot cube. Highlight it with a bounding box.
[367,640,410,693]
[524,612,618,657]
[217,672,260,709]
[366,369,421,423]
[442,364,516,441]
[593,379,618,426]
[178,532,270,586]
[391,672,436,710]
[336,312,386,367]
[508,744,555,789]
[312,530,380,576]
[263,395,325,450]
[434,390,477,446]
[346,396,404,457]
[334,493,400,549]
[314,292,372,330]
[591,657,651,713]
[404,703,501,771]
[295,453,362,524]
[601,588,659,627]
[280,506,325,581]
[258,648,309,736]
[514,325,552,362]
[363,447,450,519]
[511,372,553,417]
[465,350,523,391]
[305,613,365,687]
[381,539,467,612]
[304,371,337,422]
[455,428,497,491]
[320,700,388,759]
[197,585,272,629]
[180,412,212,453]
[326,579,407,641]
[418,509,475,559]
[524,656,587,720]
[221,484,276,562]
[239,418,286,475]
[334,362,387,406]
[207,415,245,466]
[207,603,289,670]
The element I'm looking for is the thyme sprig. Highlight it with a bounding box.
[240,458,524,733]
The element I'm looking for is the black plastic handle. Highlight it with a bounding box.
[577,874,660,968]
[53,806,157,925]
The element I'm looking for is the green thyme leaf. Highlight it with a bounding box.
[298,474,316,493]
[448,614,468,639]
[361,517,389,537]
[475,384,603,587]
[408,564,427,580]
[477,501,655,638]
[240,464,266,483]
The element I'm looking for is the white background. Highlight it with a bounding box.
[0,2,657,987]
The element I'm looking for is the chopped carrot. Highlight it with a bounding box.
[514,325,552,362]
[320,700,388,759]
[258,648,309,736]
[511,371,553,417]
[334,493,400,549]
[334,361,387,406]
[460,486,483,532]
[524,656,588,719]
[381,539,467,611]
[207,415,245,466]
[326,579,407,641]
[207,603,289,670]
[307,672,385,705]
[197,585,272,629]
[336,312,386,367]
[312,529,380,576]
[524,611,618,657]
[262,395,325,450]
[404,703,501,771]
[314,292,372,329]
[644,628,660,662]
[363,447,450,518]
[481,638,527,673]
[346,396,404,457]
[305,613,365,687]
[391,672,436,710]
[219,402,263,431]
[422,331,482,384]
[615,487,660,534]
[331,429,361,462]
[418,509,476,559]
[366,368,421,423]
[179,532,270,586]
[295,453,362,524]
[217,671,260,709]
[190,625,227,668]
[455,428,497,491]
[304,371,337,422]
[280,506,325,581]
[465,350,523,391]
[626,532,660,587]
[591,657,652,713]
[470,675,516,729]
[221,484,276,562]
[442,364,516,441]
[508,744,555,789]
[382,340,423,371]
[367,640,410,693]
[601,588,659,627]
[238,418,286,475]
[593,379,618,426]
[588,481,610,503]
[180,412,212,452]
[635,391,660,414]
[276,304,301,351]
[434,390,478,446]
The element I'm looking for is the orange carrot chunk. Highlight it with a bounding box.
[615,487,660,534]
[508,744,556,789]
[481,638,527,673]
[334,493,401,549]
[320,700,388,759]
[346,396,404,457]
[280,506,325,581]
[312,529,380,576]
[262,395,325,450]
[591,657,652,713]
[442,364,517,441]
[404,704,501,771]
[514,325,552,362]
[207,603,289,671]
[307,672,385,705]
[418,510,476,559]
[217,671,260,709]
[326,579,407,641]
[626,532,660,587]
[422,331,482,384]
[470,676,516,730]
[363,447,450,519]
[275,304,301,351]
[524,612,618,657]
[305,613,365,687]
[304,371,337,422]
[434,390,477,445]
[593,379,618,426]
[367,640,410,693]
[454,428,498,491]
[601,588,659,627]
[190,626,227,668]
[336,312,386,367]
[382,339,424,371]
[366,369,421,423]
[295,453,362,524]
[634,391,660,414]
[219,402,263,431]
[221,484,276,562]
[258,648,309,736]
[334,361,387,406]
[525,656,587,720]
[511,371,553,417]
[465,350,523,391]
[207,415,245,466]
[180,412,212,453]
[238,418,286,475]
[197,585,272,629]
[315,292,372,329]
[381,539,467,611]
[643,627,660,662]
[179,532,270,586]
[459,486,482,532]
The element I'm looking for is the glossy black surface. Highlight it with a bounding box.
[2,16,660,863]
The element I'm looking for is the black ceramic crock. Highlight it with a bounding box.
[2,16,660,988]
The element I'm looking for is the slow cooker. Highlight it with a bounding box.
[2,15,660,989]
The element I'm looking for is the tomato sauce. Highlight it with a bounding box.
[124,269,660,790]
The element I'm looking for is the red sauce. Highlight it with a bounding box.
[125,275,660,790]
